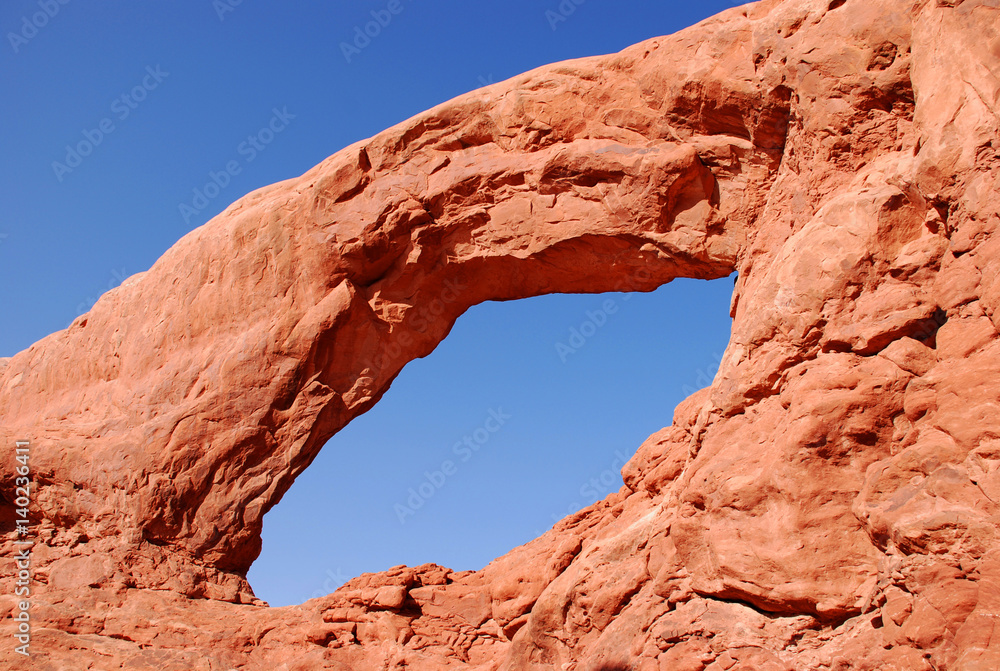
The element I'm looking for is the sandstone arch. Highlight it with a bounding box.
[2,0,999,668]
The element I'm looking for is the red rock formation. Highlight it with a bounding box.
[2,0,998,668]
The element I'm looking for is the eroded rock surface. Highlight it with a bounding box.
[2,0,999,668]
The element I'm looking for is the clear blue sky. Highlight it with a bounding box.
[2,0,739,606]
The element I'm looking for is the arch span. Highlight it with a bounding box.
[0,23,772,579]
[3,0,998,668]
[247,277,737,608]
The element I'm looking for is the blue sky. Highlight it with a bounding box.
[2,0,739,606]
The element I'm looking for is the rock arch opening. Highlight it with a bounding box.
[0,26,763,594]
[248,277,736,606]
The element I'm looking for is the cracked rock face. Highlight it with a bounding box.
[2,0,999,668]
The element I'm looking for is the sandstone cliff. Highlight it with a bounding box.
[2,0,999,668]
